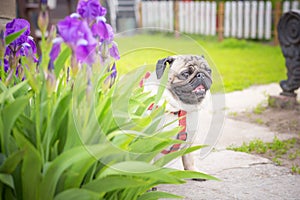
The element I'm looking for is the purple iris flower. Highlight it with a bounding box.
[106,62,117,87]
[49,39,61,61]
[77,0,106,22]
[56,16,97,64]
[92,20,114,43]
[48,0,119,77]
[5,19,37,59]
[57,16,82,44]
[3,18,37,77]
[110,62,117,79]
[3,59,9,72]
[5,18,30,40]
[91,20,108,41]
[41,0,48,4]
[109,43,120,60]
[75,43,95,64]
[0,30,4,68]
[0,30,4,51]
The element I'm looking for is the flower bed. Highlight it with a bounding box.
[0,0,217,199]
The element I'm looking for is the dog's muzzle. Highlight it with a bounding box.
[170,69,212,104]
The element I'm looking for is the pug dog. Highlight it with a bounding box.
[144,55,212,172]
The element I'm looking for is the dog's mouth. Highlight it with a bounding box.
[192,84,206,95]
[190,72,211,98]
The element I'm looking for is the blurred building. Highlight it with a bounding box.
[0,1,16,30]
[16,0,139,36]
[106,0,139,33]
[17,0,77,40]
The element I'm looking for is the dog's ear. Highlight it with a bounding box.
[156,57,175,79]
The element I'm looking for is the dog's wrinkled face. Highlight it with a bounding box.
[156,55,212,105]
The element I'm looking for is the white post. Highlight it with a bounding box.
[155,1,161,28]
[265,1,272,40]
[211,1,217,36]
[195,2,200,34]
[189,1,195,34]
[160,1,166,30]
[200,1,205,35]
[244,1,250,38]
[149,2,154,27]
[224,1,231,37]
[168,1,174,31]
[205,1,211,35]
[149,1,153,27]
[179,1,184,32]
[257,1,264,39]
[283,1,290,14]
[237,1,243,38]
[147,2,151,28]
[184,2,189,33]
[292,1,299,10]
[231,1,237,37]
[250,1,257,39]
[141,2,147,27]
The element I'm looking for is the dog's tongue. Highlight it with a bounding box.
[193,84,205,93]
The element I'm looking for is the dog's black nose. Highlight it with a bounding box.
[196,72,205,79]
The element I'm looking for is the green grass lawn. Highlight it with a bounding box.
[115,33,286,92]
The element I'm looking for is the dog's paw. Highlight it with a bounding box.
[184,166,208,182]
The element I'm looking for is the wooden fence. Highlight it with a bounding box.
[223,1,272,39]
[282,0,299,13]
[141,1,174,31]
[139,0,300,42]
[178,1,217,35]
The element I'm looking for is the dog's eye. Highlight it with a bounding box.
[207,68,212,74]
[180,71,190,79]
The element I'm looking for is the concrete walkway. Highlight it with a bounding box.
[159,84,300,200]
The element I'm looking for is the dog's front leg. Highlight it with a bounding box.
[182,153,196,171]
[182,153,206,181]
